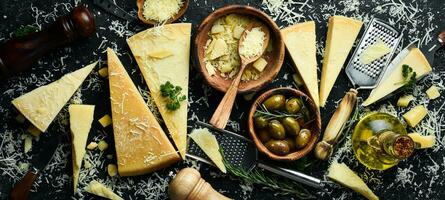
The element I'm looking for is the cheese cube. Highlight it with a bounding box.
[148,50,173,59]
[98,67,108,78]
[233,26,245,39]
[408,133,435,149]
[98,114,112,127]
[397,95,414,107]
[27,125,42,137]
[253,58,268,72]
[98,140,109,151]
[84,160,92,169]
[87,142,98,150]
[426,85,440,100]
[211,24,225,34]
[209,39,227,60]
[107,164,118,177]
[403,105,428,127]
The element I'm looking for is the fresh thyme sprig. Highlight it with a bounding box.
[220,149,315,199]
[160,81,186,111]
[254,103,303,120]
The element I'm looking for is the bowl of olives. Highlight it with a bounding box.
[248,87,321,161]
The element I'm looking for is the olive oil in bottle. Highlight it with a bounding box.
[352,112,414,170]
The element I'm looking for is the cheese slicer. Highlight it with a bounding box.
[345,18,402,89]
[186,120,322,188]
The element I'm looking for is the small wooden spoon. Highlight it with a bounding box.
[210,23,270,129]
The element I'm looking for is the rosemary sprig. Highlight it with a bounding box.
[221,149,315,199]
[254,103,302,120]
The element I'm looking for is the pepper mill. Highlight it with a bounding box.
[169,168,231,200]
[0,5,96,80]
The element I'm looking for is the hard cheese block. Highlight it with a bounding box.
[12,62,97,132]
[127,23,191,159]
[69,104,95,192]
[363,48,432,106]
[190,128,226,173]
[107,48,180,176]
[328,162,379,200]
[282,21,319,107]
[319,16,363,107]
[86,180,123,200]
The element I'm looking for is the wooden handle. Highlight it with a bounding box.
[10,169,39,200]
[438,27,445,46]
[209,64,246,129]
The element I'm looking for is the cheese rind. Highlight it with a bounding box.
[127,23,191,159]
[107,48,180,176]
[327,162,379,200]
[363,48,432,106]
[86,180,123,200]
[69,104,95,192]
[282,21,320,107]
[319,16,363,107]
[190,128,226,173]
[11,62,97,132]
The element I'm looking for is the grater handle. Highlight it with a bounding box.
[257,162,322,188]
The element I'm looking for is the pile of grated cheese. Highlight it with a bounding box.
[142,0,183,23]
[239,27,266,59]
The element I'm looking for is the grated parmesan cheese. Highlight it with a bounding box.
[239,27,266,58]
[142,0,183,23]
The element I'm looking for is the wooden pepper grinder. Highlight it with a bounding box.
[169,168,231,200]
[0,5,95,80]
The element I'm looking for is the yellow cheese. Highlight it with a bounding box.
[107,164,118,177]
[107,48,180,176]
[209,38,228,60]
[360,40,391,64]
[397,95,414,107]
[363,48,432,106]
[98,114,112,127]
[426,85,440,100]
[148,50,174,59]
[403,105,428,127]
[24,135,32,153]
[98,140,109,151]
[86,180,123,200]
[252,57,268,72]
[408,132,435,149]
[211,24,225,34]
[98,67,108,78]
[12,62,97,132]
[127,23,191,159]
[86,142,98,150]
[233,26,245,39]
[328,162,379,200]
[189,128,226,173]
[239,27,265,58]
[319,16,363,107]
[282,21,320,107]
[69,104,95,192]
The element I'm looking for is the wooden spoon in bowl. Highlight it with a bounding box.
[210,23,270,129]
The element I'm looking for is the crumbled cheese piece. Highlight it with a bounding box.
[360,40,391,64]
[98,114,112,127]
[15,114,26,123]
[107,164,118,177]
[87,142,98,150]
[209,38,228,60]
[147,50,174,59]
[84,159,92,169]
[98,67,108,78]
[233,26,245,39]
[98,140,109,151]
[253,57,268,72]
[18,162,29,172]
[403,105,428,127]
[142,0,182,23]
[86,180,123,200]
[397,95,414,107]
[239,27,265,58]
[426,85,440,100]
[211,24,225,34]
[408,133,435,149]
[24,136,32,153]
[27,125,41,137]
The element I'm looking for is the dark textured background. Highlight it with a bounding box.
[1,0,445,199]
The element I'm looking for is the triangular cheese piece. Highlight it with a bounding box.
[11,62,97,132]
[107,48,180,176]
[282,21,319,107]
[86,180,123,200]
[189,128,226,173]
[127,23,191,159]
[319,16,363,107]
[69,104,95,192]
[363,48,432,106]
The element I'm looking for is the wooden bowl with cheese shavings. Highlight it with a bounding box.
[137,0,189,25]
[248,87,321,162]
[194,5,285,94]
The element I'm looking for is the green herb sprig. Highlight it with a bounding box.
[14,25,39,38]
[220,149,315,199]
[254,104,302,120]
[400,64,417,93]
[160,81,186,111]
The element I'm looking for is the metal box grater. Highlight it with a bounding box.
[345,18,402,89]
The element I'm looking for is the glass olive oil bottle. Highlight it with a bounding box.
[352,112,414,170]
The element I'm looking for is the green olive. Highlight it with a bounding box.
[265,140,290,155]
[295,129,312,149]
[285,137,296,151]
[263,94,286,111]
[254,116,268,129]
[285,98,302,114]
[257,129,271,143]
[268,120,286,139]
[281,117,300,136]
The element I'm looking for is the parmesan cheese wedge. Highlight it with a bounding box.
[363,48,432,106]
[86,180,123,200]
[408,132,435,149]
[189,128,226,173]
[127,23,191,159]
[11,62,97,132]
[327,162,379,200]
[282,21,320,107]
[319,16,363,107]
[107,48,180,176]
[69,104,95,192]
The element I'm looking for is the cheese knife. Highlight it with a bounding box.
[92,0,145,32]
[10,135,63,200]
[419,26,445,66]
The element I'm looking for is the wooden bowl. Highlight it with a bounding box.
[137,0,189,25]
[248,87,321,162]
[194,5,285,94]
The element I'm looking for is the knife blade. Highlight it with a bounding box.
[419,27,445,66]
[92,0,145,32]
[10,134,63,200]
